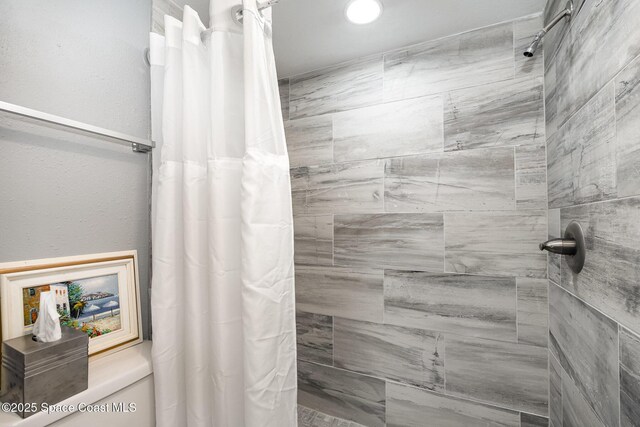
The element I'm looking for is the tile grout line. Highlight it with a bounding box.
[287,78,291,121]
[332,315,335,367]
[513,145,518,211]
[618,323,622,427]
[290,139,543,170]
[386,376,546,419]
[548,346,563,371]
[548,345,564,426]
[546,275,552,422]
[551,191,640,211]
[515,277,520,344]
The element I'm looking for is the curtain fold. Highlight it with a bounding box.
[150,1,297,425]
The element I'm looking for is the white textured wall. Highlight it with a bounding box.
[0,0,152,338]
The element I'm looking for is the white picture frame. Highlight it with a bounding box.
[0,250,143,359]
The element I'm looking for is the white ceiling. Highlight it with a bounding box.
[272,0,546,78]
[175,0,547,78]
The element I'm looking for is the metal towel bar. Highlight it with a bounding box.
[0,100,153,153]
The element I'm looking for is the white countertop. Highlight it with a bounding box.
[0,341,153,427]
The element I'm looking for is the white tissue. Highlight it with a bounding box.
[32,291,62,342]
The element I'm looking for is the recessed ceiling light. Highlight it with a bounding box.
[345,0,383,25]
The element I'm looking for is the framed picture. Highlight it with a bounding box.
[0,250,142,358]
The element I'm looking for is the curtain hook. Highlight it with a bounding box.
[143,48,151,66]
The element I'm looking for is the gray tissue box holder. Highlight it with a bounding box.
[1,326,88,418]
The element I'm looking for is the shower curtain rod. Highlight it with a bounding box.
[0,100,154,153]
[145,0,279,65]
[200,0,279,39]
[230,0,278,24]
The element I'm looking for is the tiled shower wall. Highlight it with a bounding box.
[544,0,640,425]
[280,15,551,427]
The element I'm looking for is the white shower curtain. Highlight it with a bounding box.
[149,1,297,425]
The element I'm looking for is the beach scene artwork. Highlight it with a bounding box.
[23,274,122,338]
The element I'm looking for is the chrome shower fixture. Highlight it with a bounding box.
[539,221,586,274]
[524,1,573,57]
[232,0,279,24]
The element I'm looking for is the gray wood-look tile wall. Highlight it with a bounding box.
[284,13,553,426]
[544,0,640,425]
